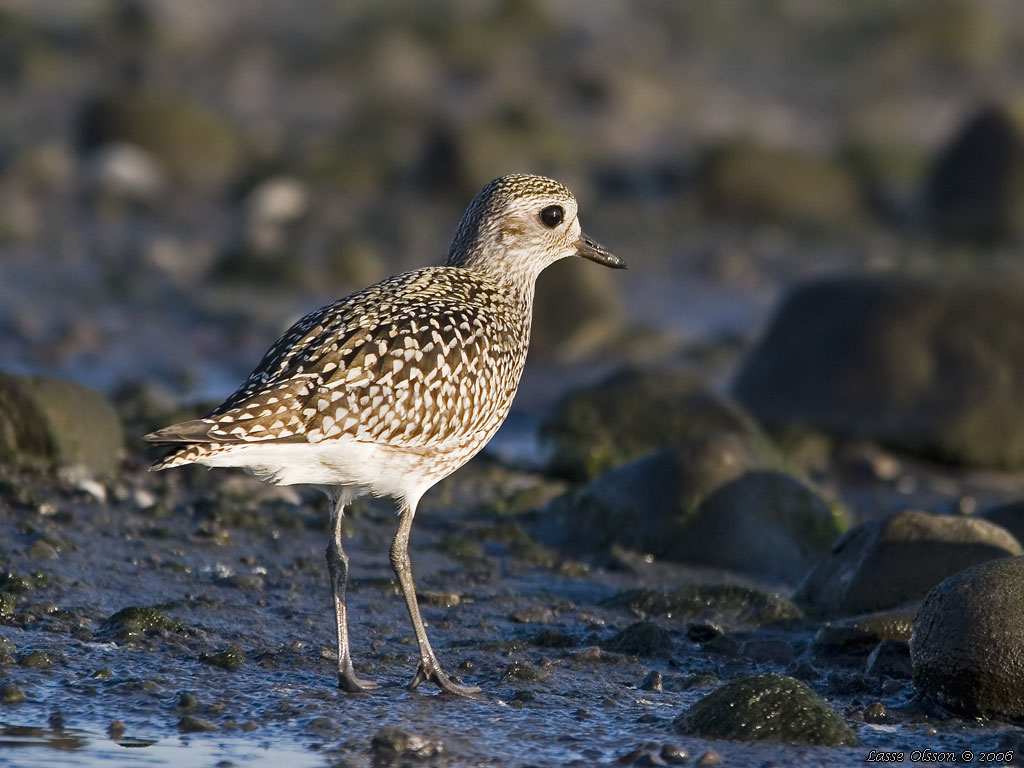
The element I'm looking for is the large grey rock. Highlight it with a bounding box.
[0,373,124,477]
[541,368,769,481]
[911,557,1024,720]
[673,674,858,746]
[541,433,844,584]
[734,275,1024,469]
[795,510,1021,618]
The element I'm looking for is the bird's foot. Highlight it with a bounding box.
[409,658,481,697]
[338,664,380,693]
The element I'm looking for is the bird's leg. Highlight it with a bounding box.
[390,499,480,697]
[326,496,379,692]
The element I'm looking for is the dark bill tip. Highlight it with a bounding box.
[577,234,627,269]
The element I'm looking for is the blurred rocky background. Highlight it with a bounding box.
[3,0,1024,409]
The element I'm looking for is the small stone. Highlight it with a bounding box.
[686,622,722,643]
[178,715,217,733]
[863,701,888,724]
[18,651,54,668]
[199,645,245,671]
[510,606,556,624]
[132,489,157,510]
[245,176,309,228]
[532,629,576,648]
[1,682,25,703]
[603,621,674,657]
[660,744,688,764]
[88,142,165,201]
[108,721,125,740]
[695,750,722,766]
[98,606,183,641]
[177,692,199,711]
[306,716,338,736]
[639,671,663,692]
[26,540,59,561]
[416,591,460,607]
[502,661,549,683]
[371,726,444,759]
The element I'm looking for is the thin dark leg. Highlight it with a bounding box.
[390,498,480,696]
[326,496,378,692]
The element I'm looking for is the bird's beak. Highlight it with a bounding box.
[576,233,627,269]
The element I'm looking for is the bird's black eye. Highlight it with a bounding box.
[539,205,564,228]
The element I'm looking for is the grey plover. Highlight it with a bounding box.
[145,174,625,696]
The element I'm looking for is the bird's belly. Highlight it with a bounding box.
[194,434,479,499]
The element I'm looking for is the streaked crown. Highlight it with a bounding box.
[445,174,584,286]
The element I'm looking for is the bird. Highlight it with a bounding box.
[145,173,626,696]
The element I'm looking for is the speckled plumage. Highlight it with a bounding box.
[150,267,529,479]
[145,173,625,696]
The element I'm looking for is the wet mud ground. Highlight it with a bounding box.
[3,434,1024,767]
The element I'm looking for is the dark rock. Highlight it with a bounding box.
[701,635,740,657]
[371,726,444,759]
[926,105,1024,242]
[1,682,25,703]
[540,369,769,481]
[867,640,913,679]
[795,509,1020,618]
[841,609,917,644]
[863,701,890,724]
[673,673,858,746]
[734,275,1024,469]
[687,622,722,643]
[545,435,843,583]
[659,744,688,765]
[177,715,217,733]
[700,139,864,230]
[97,606,183,641]
[812,625,882,664]
[199,645,245,671]
[609,585,802,627]
[742,638,795,665]
[18,651,55,668]
[531,629,576,649]
[811,609,917,668]
[602,621,674,658]
[911,556,1024,719]
[0,373,124,477]
[501,661,549,683]
[639,671,663,692]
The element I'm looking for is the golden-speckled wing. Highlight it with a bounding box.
[150,267,528,450]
